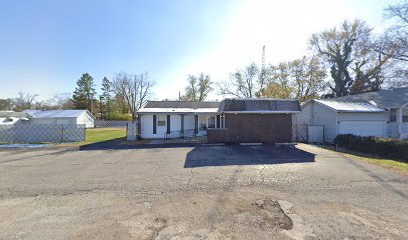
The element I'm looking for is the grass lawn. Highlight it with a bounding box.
[315,145,408,176]
[343,153,408,176]
[85,128,126,143]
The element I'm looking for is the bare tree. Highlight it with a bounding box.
[380,0,408,62]
[183,73,213,101]
[309,20,372,97]
[112,72,155,121]
[13,91,39,111]
[219,63,259,98]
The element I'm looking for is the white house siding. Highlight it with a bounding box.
[184,115,195,133]
[295,103,312,125]
[141,114,155,139]
[140,113,219,139]
[77,113,95,128]
[296,102,337,142]
[312,103,338,142]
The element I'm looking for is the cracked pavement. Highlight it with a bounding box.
[0,144,407,239]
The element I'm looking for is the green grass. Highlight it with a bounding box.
[85,128,126,143]
[342,153,408,176]
[318,145,408,175]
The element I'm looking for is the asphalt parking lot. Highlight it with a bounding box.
[0,144,407,239]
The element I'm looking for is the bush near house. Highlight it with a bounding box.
[334,134,408,161]
[104,113,132,121]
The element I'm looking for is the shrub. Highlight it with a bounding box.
[104,113,132,121]
[334,134,408,161]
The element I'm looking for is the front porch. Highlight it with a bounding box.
[387,107,408,139]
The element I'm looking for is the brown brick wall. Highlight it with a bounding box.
[207,113,293,143]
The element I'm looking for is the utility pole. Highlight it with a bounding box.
[259,45,266,98]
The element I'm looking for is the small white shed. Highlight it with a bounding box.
[24,110,95,128]
[296,99,387,143]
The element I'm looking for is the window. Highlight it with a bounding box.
[404,109,408,122]
[198,115,216,131]
[390,109,396,122]
[157,115,166,126]
[208,116,215,128]
[199,116,207,131]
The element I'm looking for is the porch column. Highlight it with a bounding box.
[180,114,184,138]
[194,115,198,134]
[397,108,403,139]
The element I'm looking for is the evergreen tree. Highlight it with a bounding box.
[100,77,115,118]
[72,73,96,113]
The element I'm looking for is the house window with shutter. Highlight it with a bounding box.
[390,109,396,122]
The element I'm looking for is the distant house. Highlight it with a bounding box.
[296,87,408,142]
[24,110,95,128]
[137,98,301,143]
[0,111,31,125]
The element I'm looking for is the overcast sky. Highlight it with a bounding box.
[0,0,396,101]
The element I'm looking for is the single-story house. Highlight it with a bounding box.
[0,111,31,125]
[296,87,408,142]
[23,110,95,128]
[137,98,301,143]
[137,101,220,139]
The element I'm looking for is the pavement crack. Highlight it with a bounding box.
[187,167,195,188]
[259,165,266,184]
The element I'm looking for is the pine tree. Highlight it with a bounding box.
[72,73,96,113]
[100,77,115,118]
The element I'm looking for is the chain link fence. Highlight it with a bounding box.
[0,124,86,143]
[292,123,308,142]
[95,120,130,128]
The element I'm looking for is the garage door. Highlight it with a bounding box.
[339,121,385,137]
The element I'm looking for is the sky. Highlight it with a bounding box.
[0,0,397,101]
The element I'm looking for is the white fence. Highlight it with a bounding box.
[0,124,86,143]
[307,125,324,143]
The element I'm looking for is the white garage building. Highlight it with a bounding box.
[296,99,388,143]
[24,110,95,128]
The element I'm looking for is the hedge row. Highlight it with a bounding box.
[334,134,408,161]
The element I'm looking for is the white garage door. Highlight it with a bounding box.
[339,121,385,137]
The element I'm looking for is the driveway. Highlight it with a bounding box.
[0,144,407,239]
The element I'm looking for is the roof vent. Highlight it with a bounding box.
[368,100,377,107]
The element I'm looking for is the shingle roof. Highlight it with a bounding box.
[23,110,95,119]
[218,98,301,112]
[314,99,385,112]
[334,87,408,108]
[143,101,220,109]
[0,111,31,118]
[138,101,220,114]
